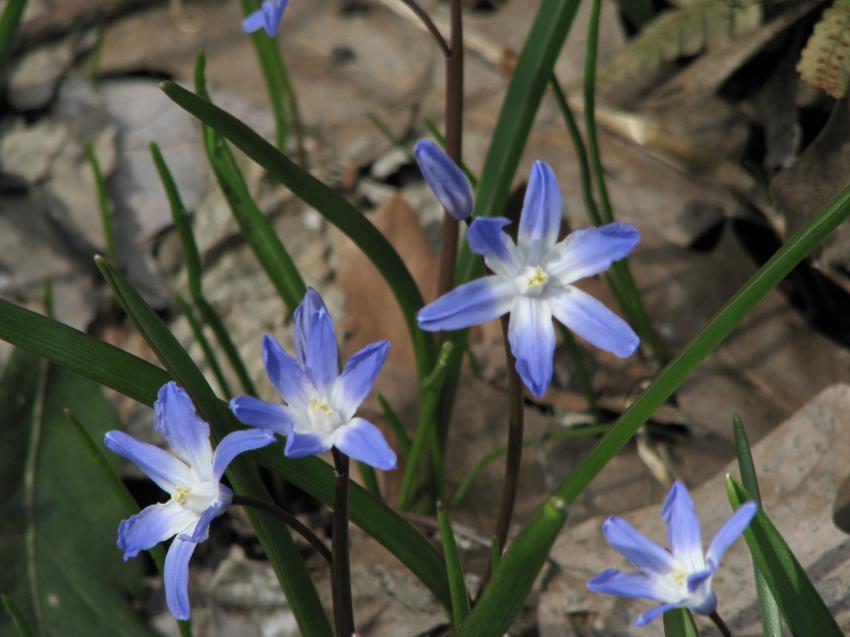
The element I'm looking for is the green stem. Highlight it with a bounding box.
[176,296,232,398]
[582,0,665,365]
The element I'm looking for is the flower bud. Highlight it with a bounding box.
[414,139,473,221]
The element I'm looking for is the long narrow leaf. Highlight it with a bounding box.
[663,608,699,637]
[94,256,333,637]
[733,416,782,637]
[160,79,437,382]
[437,504,470,629]
[456,496,567,635]
[0,299,452,609]
[726,477,842,637]
[0,0,26,88]
[84,142,117,264]
[2,594,32,637]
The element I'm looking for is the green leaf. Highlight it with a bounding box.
[94,256,333,637]
[0,0,26,89]
[2,594,32,637]
[726,476,842,637]
[160,78,437,383]
[456,496,567,636]
[84,142,117,264]
[436,504,470,629]
[0,298,452,609]
[663,608,699,637]
[0,348,156,636]
[732,415,782,637]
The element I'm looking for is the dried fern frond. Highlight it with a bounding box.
[601,0,764,88]
[798,0,850,98]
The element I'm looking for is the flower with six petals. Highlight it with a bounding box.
[230,288,397,470]
[104,382,276,620]
[587,481,758,626]
[417,160,640,397]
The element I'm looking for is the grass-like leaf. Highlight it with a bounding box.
[1,594,32,637]
[161,77,437,382]
[0,297,452,610]
[663,608,699,637]
[0,0,26,89]
[437,503,470,629]
[456,496,567,635]
[733,415,782,637]
[726,476,842,637]
[84,142,117,264]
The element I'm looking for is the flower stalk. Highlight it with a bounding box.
[710,611,734,637]
[331,449,355,637]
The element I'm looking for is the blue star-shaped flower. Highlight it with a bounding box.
[587,481,758,626]
[417,160,641,397]
[230,288,397,470]
[105,382,275,619]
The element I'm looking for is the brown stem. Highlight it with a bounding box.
[479,315,525,591]
[709,611,734,637]
[232,494,332,565]
[331,449,355,637]
[399,0,450,56]
[435,0,464,306]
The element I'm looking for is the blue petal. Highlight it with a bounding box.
[263,334,312,406]
[466,217,524,278]
[418,275,515,332]
[180,500,229,544]
[333,340,390,419]
[687,567,715,594]
[586,568,667,601]
[164,537,197,620]
[690,590,717,616]
[294,287,329,368]
[264,0,290,37]
[706,501,757,567]
[601,515,675,575]
[518,161,562,262]
[662,482,706,573]
[634,603,679,627]
[547,222,640,283]
[117,501,197,560]
[284,431,330,458]
[508,297,555,397]
[303,309,339,391]
[229,396,292,435]
[414,139,473,221]
[333,417,397,470]
[154,382,213,478]
[212,429,277,480]
[104,430,192,493]
[548,285,639,357]
[241,8,265,33]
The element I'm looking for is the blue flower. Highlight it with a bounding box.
[414,139,473,221]
[417,160,640,397]
[230,288,397,470]
[587,481,758,627]
[242,0,291,37]
[104,382,276,620]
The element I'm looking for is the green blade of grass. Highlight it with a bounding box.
[161,76,437,383]
[150,139,258,396]
[378,394,412,458]
[1,594,33,637]
[0,0,26,89]
[175,295,232,398]
[84,142,117,265]
[726,476,842,637]
[436,504,470,629]
[732,415,782,637]
[663,608,699,637]
[94,256,332,637]
[0,299,452,610]
[456,496,567,636]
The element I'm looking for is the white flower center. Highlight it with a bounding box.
[170,479,221,514]
[515,265,550,296]
[303,395,344,434]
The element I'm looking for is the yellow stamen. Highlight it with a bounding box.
[309,397,334,416]
[172,486,191,506]
[671,567,687,589]
[527,265,549,288]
